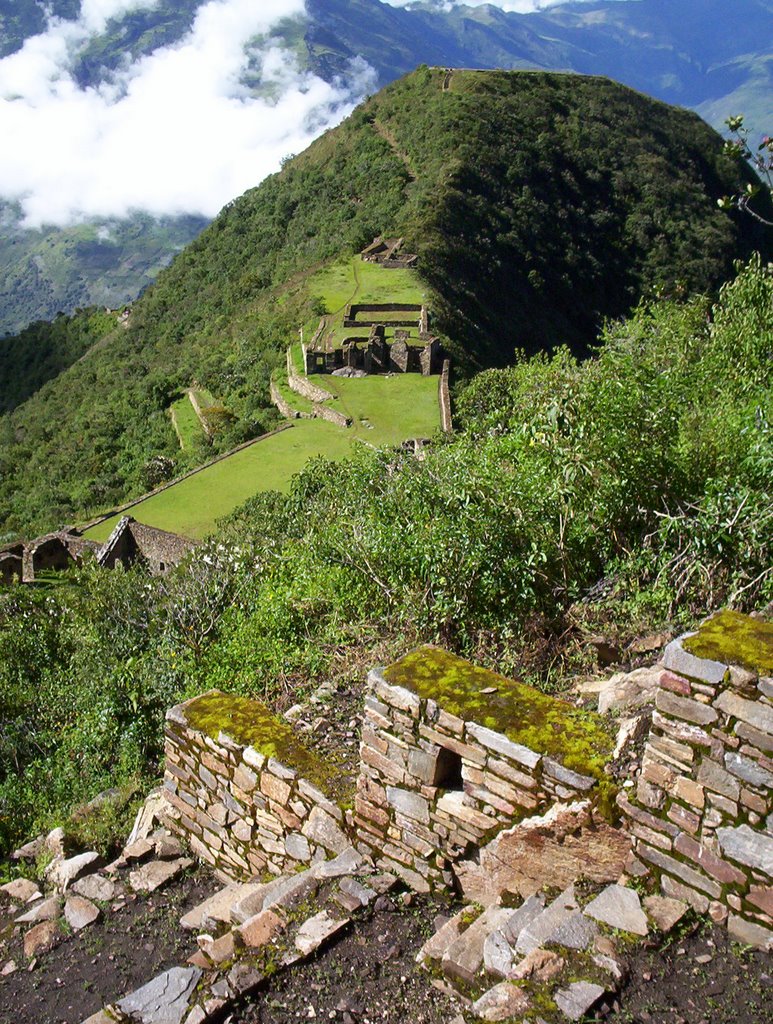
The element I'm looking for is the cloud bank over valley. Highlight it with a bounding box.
[0,0,376,228]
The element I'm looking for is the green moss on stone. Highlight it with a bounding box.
[683,610,773,674]
[184,690,341,799]
[384,647,615,786]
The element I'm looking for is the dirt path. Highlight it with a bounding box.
[372,120,416,180]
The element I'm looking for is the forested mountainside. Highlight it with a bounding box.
[1,68,767,540]
[1,253,770,854]
[1,0,771,333]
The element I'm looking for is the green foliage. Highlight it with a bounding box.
[0,307,117,413]
[2,69,767,540]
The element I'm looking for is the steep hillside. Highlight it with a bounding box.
[0,67,768,539]
[1,0,771,333]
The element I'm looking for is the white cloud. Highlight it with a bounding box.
[0,0,375,227]
[381,1,627,12]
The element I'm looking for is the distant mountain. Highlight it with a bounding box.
[0,0,770,335]
[1,67,768,537]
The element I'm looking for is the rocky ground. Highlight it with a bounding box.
[1,861,770,1024]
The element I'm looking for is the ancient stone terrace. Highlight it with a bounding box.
[360,236,418,269]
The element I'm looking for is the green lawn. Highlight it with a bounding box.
[306,257,426,346]
[85,374,440,541]
[170,395,203,450]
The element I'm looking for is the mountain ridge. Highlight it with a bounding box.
[1,0,771,334]
[0,67,768,540]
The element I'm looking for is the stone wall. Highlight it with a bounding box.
[98,517,195,574]
[354,648,609,893]
[344,303,424,329]
[438,359,452,432]
[163,691,351,883]
[286,366,334,404]
[619,611,772,950]
[270,380,302,420]
[312,404,351,429]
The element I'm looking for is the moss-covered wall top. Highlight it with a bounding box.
[183,689,338,797]
[683,609,773,675]
[383,646,614,781]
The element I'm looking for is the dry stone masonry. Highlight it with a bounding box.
[619,610,773,950]
[163,691,352,882]
[354,646,615,892]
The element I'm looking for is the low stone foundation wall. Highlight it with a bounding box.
[354,647,610,892]
[287,370,333,404]
[164,690,350,882]
[619,611,772,949]
[438,359,452,432]
[270,380,302,420]
[312,404,351,428]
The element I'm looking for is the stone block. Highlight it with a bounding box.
[663,637,728,686]
[233,764,257,793]
[717,824,773,877]
[735,721,773,754]
[472,982,530,1021]
[485,757,538,790]
[302,806,350,855]
[554,982,606,1021]
[673,833,746,885]
[407,746,440,784]
[667,804,700,835]
[260,773,291,805]
[374,678,421,717]
[418,725,487,766]
[652,711,713,748]
[637,843,722,898]
[116,967,201,1024]
[648,734,694,767]
[715,691,773,735]
[697,758,741,800]
[655,690,718,726]
[725,751,773,789]
[465,723,540,769]
[673,776,705,809]
[435,791,498,833]
[443,905,513,982]
[727,913,772,951]
[237,908,284,949]
[660,874,709,913]
[386,786,430,824]
[542,757,595,791]
[659,671,692,696]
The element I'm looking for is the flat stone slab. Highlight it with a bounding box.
[129,857,193,894]
[46,851,101,891]
[583,885,649,936]
[73,874,121,902]
[180,882,265,931]
[236,908,285,949]
[23,920,59,958]
[294,910,349,956]
[515,886,579,954]
[64,895,100,931]
[313,847,369,879]
[550,911,599,950]
[717,825,773,877]
[472,981,531,1021]
[443,906,514,983]
[116,966,201,1024]
[643,895,688,933]
[555,981,607,1021]
[16,895,61,924]
[0,878,41,903]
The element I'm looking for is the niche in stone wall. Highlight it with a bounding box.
[434,747,463,791]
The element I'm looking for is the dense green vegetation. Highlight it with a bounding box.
[1,256,770,854]
[1,69,768,540]
[0,307,117,413]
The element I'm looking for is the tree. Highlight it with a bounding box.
[719,116,773,226]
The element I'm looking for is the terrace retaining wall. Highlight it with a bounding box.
[354,665,599,892]
[163,692,350,883]
[619,623,773,950]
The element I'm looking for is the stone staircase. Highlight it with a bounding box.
[417,880,688,1022]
